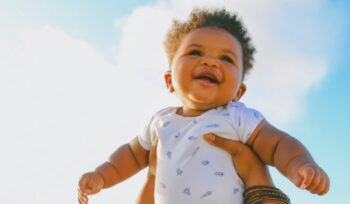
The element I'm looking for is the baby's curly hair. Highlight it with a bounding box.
[164,8,256,78]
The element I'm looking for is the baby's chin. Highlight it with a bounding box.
[186,98,230,111]
[187,89,233,105]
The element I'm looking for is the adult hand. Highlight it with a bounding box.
[203,133,273,188]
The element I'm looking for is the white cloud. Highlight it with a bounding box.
[0,19,174,204]
[0,26,149,203]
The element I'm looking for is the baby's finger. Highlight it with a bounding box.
[78,175,90,192]
[312,175,327,195]
[78,195,87,204]
[316,173,330,195]
[308,171,322,193]
[299,167,315,189]
[78,188,88,204]
[320,175,330,195]
[79,196,88,204]
[203,133,243,155]
[86,177,101,194]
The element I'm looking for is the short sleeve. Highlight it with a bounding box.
[137,107,176,150]
[137,115,153,150]
[228,102,264,143]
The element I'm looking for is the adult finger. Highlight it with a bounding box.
[203,133,244,156]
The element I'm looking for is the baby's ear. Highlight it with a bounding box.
[164,70,174,93]
[234,83,246,101]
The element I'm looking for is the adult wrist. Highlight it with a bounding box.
[243,185,290,204]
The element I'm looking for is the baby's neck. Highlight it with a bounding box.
[176,105,219,117]
[176,107,205,117]
[178,101,235,117]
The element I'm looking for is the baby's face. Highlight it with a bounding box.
[165,27,246,116]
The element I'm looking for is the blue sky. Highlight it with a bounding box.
[0,0,349,203]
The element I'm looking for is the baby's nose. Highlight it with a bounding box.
[201,56,219,68]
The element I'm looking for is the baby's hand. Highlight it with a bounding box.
[292,163,329,195]
[78,172,104,204]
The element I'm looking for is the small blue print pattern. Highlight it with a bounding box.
[253,111,260,119]
[166,151,172,160]
[160,182,166,189]
[200,191,212,199]
[201,160,210,165]
[192,146,200,157]
[222,112,230,117]
[183,188,191,196]
[188,136,197,140]
[162,121,171,127]
[176,168,183,176]
[174,132,180,139]
[233,188,240,194]
[214,172,224,176]
[206,124,220,128]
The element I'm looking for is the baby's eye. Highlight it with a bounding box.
[220,55,234,64]
[188,50,202,56]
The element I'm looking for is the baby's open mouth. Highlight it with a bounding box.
[194,72,220,84]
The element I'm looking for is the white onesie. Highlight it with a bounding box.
[138,101,264,204]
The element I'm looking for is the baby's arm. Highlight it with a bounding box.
[246,120,330,195]
[78,136,149,204]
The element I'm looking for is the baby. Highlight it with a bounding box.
[78,8,329,204]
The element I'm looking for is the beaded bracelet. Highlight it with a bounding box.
[243,185,291,204]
